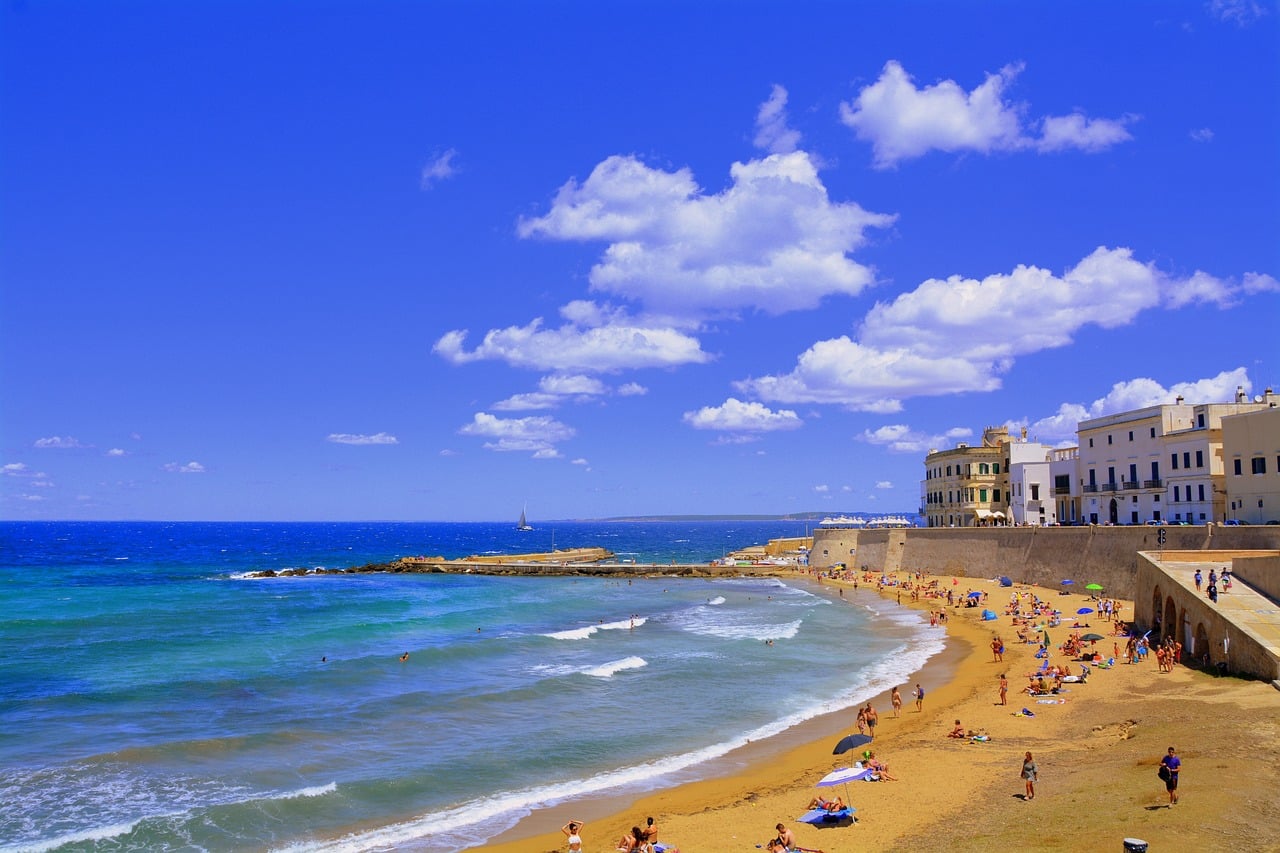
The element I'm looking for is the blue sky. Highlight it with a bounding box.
[2,1,1277,522]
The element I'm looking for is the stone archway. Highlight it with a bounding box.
[1163,596,1178,644]
[1109,498,1119,525]
[1151,585,1162,631]
[1194,623,1211,668]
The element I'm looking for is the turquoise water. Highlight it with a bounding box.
[0,522,941,852]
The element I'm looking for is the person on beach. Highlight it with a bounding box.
[1021,751,1038,800]
[855,705,867,736]
[807,794,846,812]
[991,636,1004,662]
[615,826,650,853]
[864,702,878,739]
[998,674,1008,706]
[913,683,924,712]
[891,685,903,717]
[1194,569,1202,591]
[775,822,796,850]
[562,820,585,852]
[947,719,966,738]
[1159,746,1182,805]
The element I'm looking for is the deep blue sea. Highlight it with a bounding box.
[0,521,942,852]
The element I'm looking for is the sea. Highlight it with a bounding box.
[0,521,944,852]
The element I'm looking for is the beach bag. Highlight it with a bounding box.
[1158,765,1171,782]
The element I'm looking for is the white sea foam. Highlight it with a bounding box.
[542,617,644,640]
[10,819,143,852]
[280,782,337,799]
[583,655,647,678]
[706,595,726,606]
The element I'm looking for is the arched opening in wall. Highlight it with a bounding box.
[1194,623,1211,668]
[1151,586,1162,630]
[1163,596,1178,645]
[1109,499,1119,525]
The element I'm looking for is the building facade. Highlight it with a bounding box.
[921,426,1009,527]
[1221,403,1280,524]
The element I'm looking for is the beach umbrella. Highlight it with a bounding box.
[1061,579,1074,585]
[966,591,982,599]
[832,733,873,755]
[1081,633,1105,642]
[1077,607,1094,615]
[818,766,874,785]
[999,576,1013,587]
[1086,583,1104,590]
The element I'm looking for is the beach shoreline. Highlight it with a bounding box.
[472,570,1280,853]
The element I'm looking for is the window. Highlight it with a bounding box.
[1150,427,1156,438]
[1030,484,1040,501]
[1171,453,1179,470]
[993,489,1001,502]
[993,463,1000,474]
[1154,494,1160,502]
[979,463,989,474]
[1128,464,1138,484]
[1089,438,1094,448]
[1197,414,1205,428]
[1131,511,1139,524]
[1195,450,1203,468]
[1253,457,1268,475]
[1198,484,1205,501]
[1151,461,1160,480]
[1183,452,1191,469]
[1108,434,1113,445]
[980,489,988,502]
[1234,459,1243,476]
[946,466,952,476]
[1174,486,1181,501]
[1128,431,1134,441]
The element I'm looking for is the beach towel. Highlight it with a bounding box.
[1019,708,1036,717]
[798,807,855,825]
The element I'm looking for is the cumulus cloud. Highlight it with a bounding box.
[459,412,576,456]
[1024,368,1256,441]
[754,84,802,154]
[327,432,400,445]
[435,302,710,373]
[735,247,1256,412]
[861,424,973,454]
[421,148,459,189]
[839,61,1132,168]
[494,374,621,411]
[682,398,803,432]
[517,152,895,318]
[876,481,894,489]
[106,448,127,457]
[34,436,85,449]
[814,484,830,493]
[1190,127,1215,142]
[617,382,648,397]
[3,463,28,475]
[163,461,206,474]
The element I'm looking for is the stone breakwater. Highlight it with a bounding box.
[245,557,791,579]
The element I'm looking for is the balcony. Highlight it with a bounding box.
[1053,486,1072,496]
[1144,479,1163,489]
[1083,484,1099,493]
[1122,480,1141,491]
[1101,482,1120,492]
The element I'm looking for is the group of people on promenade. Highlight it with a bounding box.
[1194,566,1231,603]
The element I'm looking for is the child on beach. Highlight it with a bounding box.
[913,683,925,712]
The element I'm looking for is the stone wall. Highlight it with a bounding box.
[811,524,1280,600]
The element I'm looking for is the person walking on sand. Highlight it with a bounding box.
[1159,746,1181,806]
[891,685,903,717]
[998,673,1008,706]
[913,683,924,712]
[864,702,878,739]
[1021,751,1038,801]
[562,820,585,852]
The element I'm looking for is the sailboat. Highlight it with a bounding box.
[517,504,534,532]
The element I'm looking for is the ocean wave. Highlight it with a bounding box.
[542,616,644,640]
[706,595,726,606]
[8,819,144,852]
[582,656,646,678]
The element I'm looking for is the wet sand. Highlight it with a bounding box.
[473,572,1280,853]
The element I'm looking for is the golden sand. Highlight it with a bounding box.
[473,572,1280,853]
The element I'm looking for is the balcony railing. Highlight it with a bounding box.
[1053,486,1072,496]
[1144,479,1163,489]
[1083,484,1099,493]
[1123,480,1141,490]
[1101,482,1120,492]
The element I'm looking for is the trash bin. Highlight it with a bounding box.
[1123,839,1148,853]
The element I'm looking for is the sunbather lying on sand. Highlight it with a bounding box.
[806,795,846,812]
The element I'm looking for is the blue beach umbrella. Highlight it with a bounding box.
[966,591,982,599]
[1077,607,1094,615]
[999,576,1013,587]
[1061,579,1074,585]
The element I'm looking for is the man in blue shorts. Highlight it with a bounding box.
[1159,746,1181,805]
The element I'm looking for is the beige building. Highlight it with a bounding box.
[1221,401,1280,524]
[922,426,1010,527]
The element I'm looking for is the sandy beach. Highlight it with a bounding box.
[475,571,1280,853]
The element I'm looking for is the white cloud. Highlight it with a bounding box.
[34,436,85,449]
[754,84,802,154]
[1025,368,1255,440]
[327,432,400,446]
[617,382,648,397]
[106,448,127,457]
[839,61,1132,168]
[736,247,1254,411]
[1208,0,1268,25]
[517,152,895,318]
[439,448,459,457]
[3,463,28,475]
[1190,127,1215,142]
[876,480,894,489]
[459,412,576,455]
[493,373,643,411]
[571,457,590,466]
[163,461,206,474]
[682,398,804,432]
[420,148,458,189]
[1037,112,1136,153]
[814,484,830,493]
[435,302,710,373]
[860,424,973,454]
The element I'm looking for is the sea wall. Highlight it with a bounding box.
[811,525,1280,600]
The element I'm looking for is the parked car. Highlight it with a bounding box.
[1222,519,1245,526]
